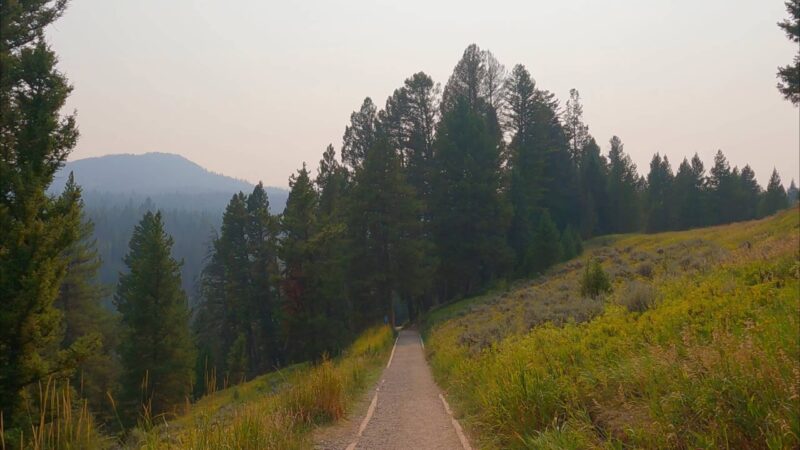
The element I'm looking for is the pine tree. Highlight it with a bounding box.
[54,173,119,421]
[432,97,512,298]
[605,136,642,233]
[578,138,609,237]
[559,225,583,261]
[195,193,249,383]
[564,89,590,166]
[505,64,545,275]
[195,185,281,382]
[530,211,562,274]
[645,154,675,232]
[708,150,737,224]
[115,211,195,419]
[279,165,325,361]
[0,0,84,422]
[777,0,800,105]
[737,165,761,221]
[671,154,708,229]
[347,136,429,327]
[787,179,799,204]
[244,183,280,373]
[759,169,789,217]
[342,98,378,171]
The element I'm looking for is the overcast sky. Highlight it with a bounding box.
[48,0,799,188]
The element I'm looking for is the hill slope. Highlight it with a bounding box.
[424,210,799,449]
[53,152,250,194]
[51,152,288,212]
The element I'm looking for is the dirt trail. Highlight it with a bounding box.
[314,329,470,450]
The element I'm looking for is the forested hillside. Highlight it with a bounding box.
[52,153,289,303]
[1,0,797,448]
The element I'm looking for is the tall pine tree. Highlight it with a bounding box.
[0,0,85,422]
[115,211,195,419]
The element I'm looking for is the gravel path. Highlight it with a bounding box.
[315,329,470,450]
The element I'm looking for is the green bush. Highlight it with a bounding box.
[580,259,612,298]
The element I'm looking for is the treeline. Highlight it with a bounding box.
[194,45,797,390]
[2,0,796,442]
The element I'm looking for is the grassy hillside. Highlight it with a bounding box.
[424,209,799,449]
[126,325,394,449]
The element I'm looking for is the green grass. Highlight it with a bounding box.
[425,209,800,449]
[126,325,395,449]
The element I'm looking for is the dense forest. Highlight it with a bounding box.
[1,0,797,444]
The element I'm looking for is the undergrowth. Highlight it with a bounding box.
[426,209,800,449]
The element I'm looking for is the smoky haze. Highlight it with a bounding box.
[48,0,799,187]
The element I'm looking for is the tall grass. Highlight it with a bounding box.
[0,377,109,450]
[426,210,800,449]
[131,324,394,449]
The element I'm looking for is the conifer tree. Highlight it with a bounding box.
[577,138,609,237]
[342,98,378,171]
[432,97,512,298]
[671,154,708,229]
[347,136,429,326]
[708,150,738,224]
[54,173,119,419]
[737,165,761,221]
[605,136,641,233]
[0,0,85,422]
[530,211,562,274]
[115,211,195,419]
[759,169,789,217]
[505,64,545,275]
[645,154,675,232]
[777,0,800,105]
[195,185,280,382]
[787,179,799,204]
[564,89,590,165]
[280,165,327,361]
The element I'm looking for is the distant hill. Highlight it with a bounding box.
[50,153,289,303]
[51,152,288,213]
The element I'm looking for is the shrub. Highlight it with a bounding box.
[636,261,654,278]
[618,281,658,313]
[580,259,612,299]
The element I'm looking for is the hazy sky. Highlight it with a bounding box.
[48,0,799,188]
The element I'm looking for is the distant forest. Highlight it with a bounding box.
[2,0,798,440]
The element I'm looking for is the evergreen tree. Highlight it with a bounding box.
[736,165,761,221]
[432,97,512,298]
[0,0,85,422]
[505,64,545,275]
[279,165,326,361]
[530,211,562,274]
[195,184,281,382]
[645,153,674,232]
[605,136,641,233]
[577,137,609,237]
[381,72,439,218]
[564,89,590,166]
[759,169,789,217]
[777,0,800,105]
[54,174,119,421]
[342,98,378,171]
[504,64,576,272]
[244,183,281,372]
[708,150,741,224]
[787,179,799,204]
[115,211,195,419]
[671,154,707,229]
[559,225,583,261]
[347,136,430,327]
